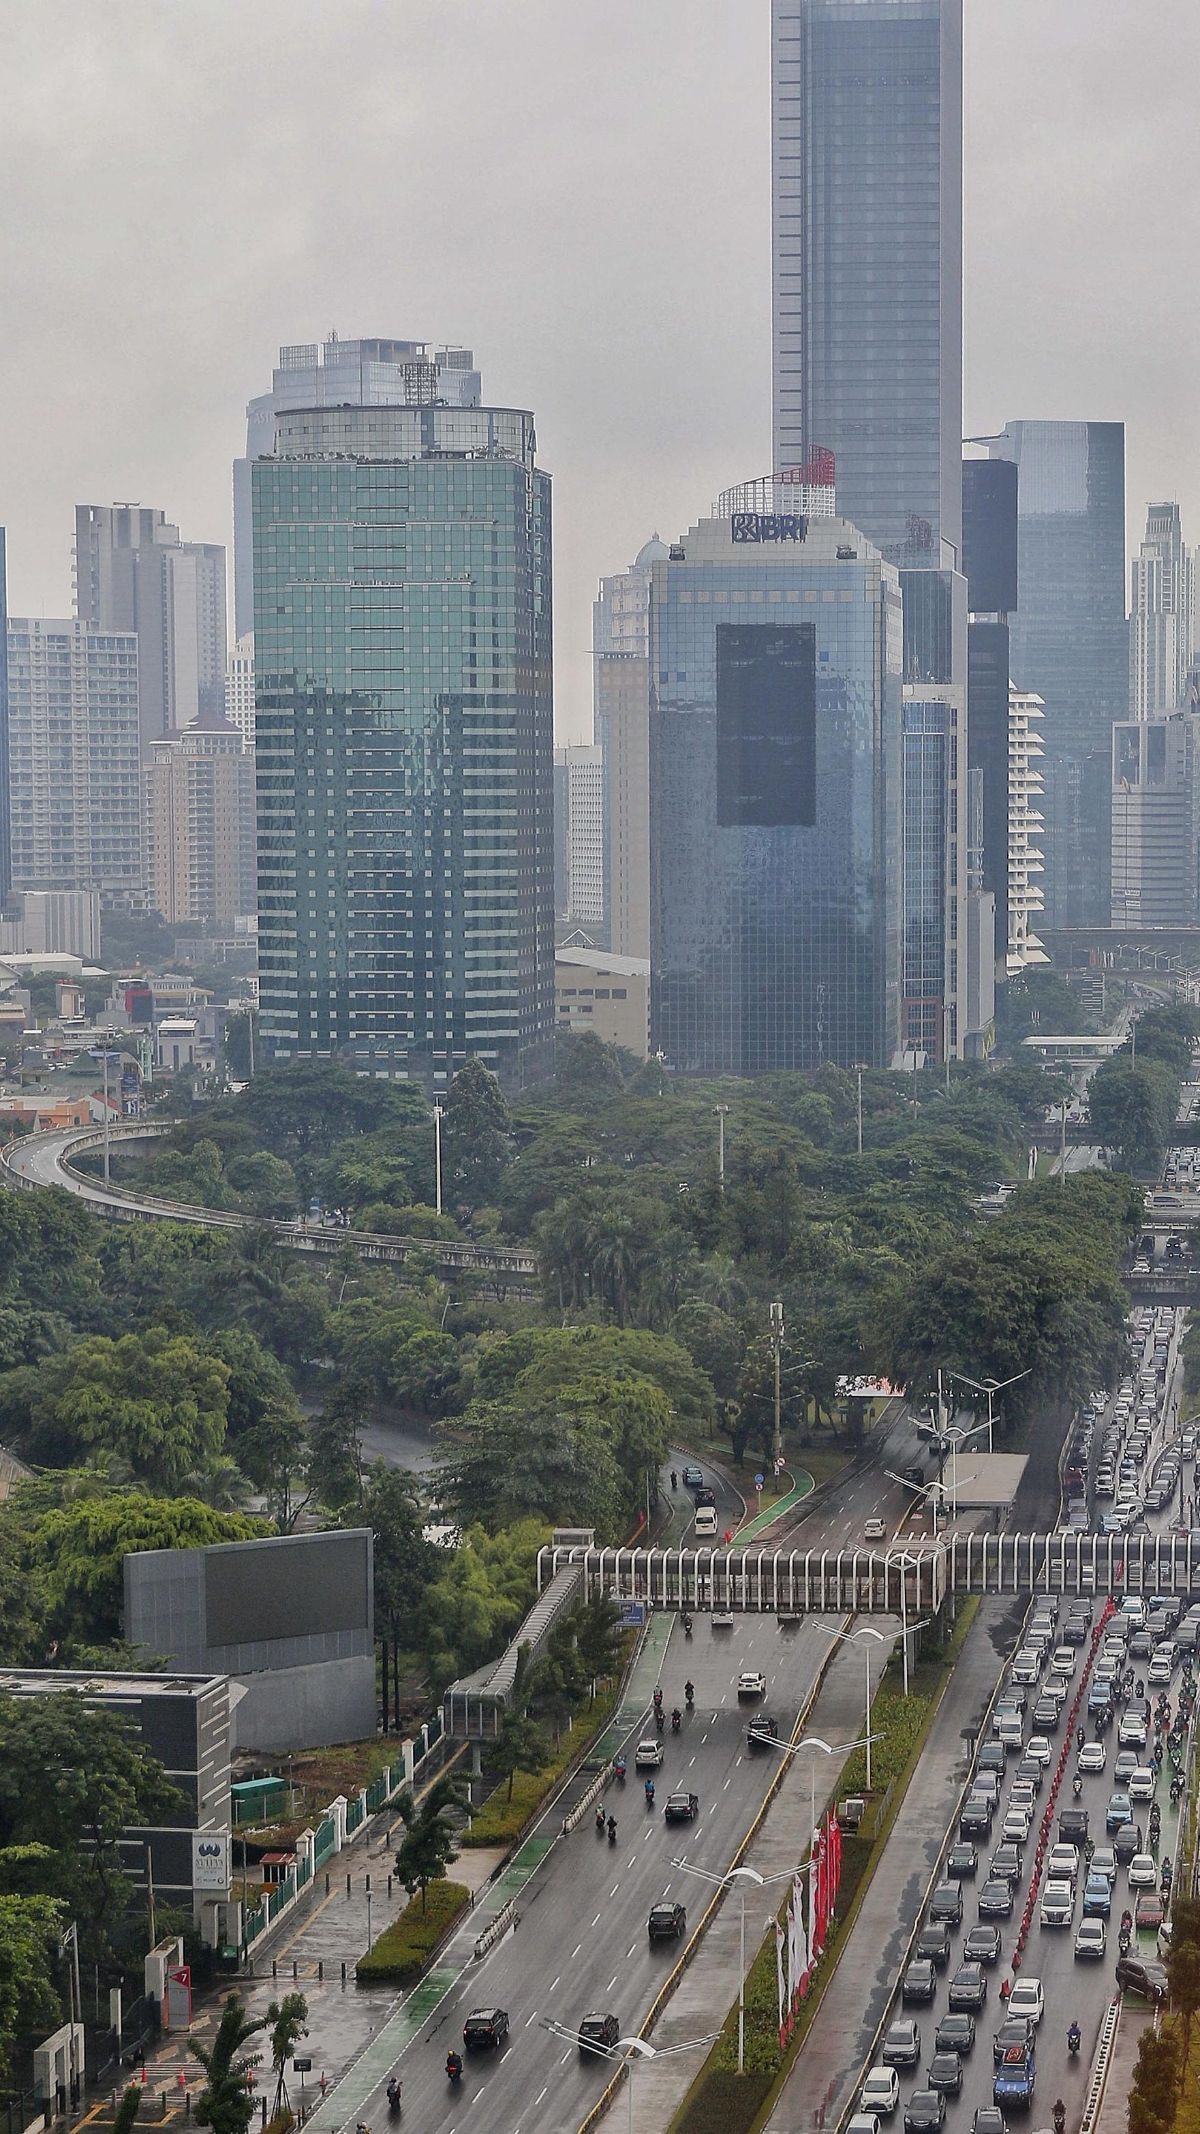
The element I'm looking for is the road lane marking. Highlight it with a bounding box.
[591,1912,602,1925]
[610,1883,620,1895]
[533,2087,548,2107]
[626,1941,637,1957]
[606,1975,618,1991]
[525,2011,539,2026]
[571,1942,582,1959]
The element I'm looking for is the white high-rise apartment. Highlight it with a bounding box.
[1129,502,1195,719]
[594,537,666,959]
[554,744,605,930]
[225,633,255,747]
[144,722,256,926]
[1006,685,1048,976]
[6,619,143,898]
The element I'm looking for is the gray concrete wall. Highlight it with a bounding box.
[230,1655,377,1754]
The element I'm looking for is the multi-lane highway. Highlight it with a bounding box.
[329,1616,843,2134]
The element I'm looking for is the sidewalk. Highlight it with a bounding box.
[628,1630,895,2131]
[763,1592,1028,2133]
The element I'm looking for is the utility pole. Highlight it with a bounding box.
[854,1064,867,1158]
[770,1300,784,1472]
[433,1102,444,1215]
[1060,1097,1068,1187]
[247,1008,255,1078]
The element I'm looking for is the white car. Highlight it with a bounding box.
[1040,1880,1074,1927]
[860,2067,901,2118]
[1127,1854,1158,1888]
[1002,1808,1032,1845]
[737,1669,766,1699]
[1077,1741,1106,1776]
[1048,1844,1080,1885]
[634,1737,663,1768]
[864,1517,887,1541]
[1025,1736,1052,1765]
[1075,1917,1107,1960]
[1008,1977,1045,2027]
[1011,1652,1042,1685]
[1148,1653,1174,1687]
[1050,1646,1077,1677]
[1128,1766,1156,1803]
[1008,1782,1037,1814]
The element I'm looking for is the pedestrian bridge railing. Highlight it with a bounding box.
[536,1530,1200,1612]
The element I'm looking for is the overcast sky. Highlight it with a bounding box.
[1,0,1195,740]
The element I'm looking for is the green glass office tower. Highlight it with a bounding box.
[253,395,554,1087]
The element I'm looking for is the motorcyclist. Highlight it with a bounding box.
[644,1777,655,1805]
[1077,1726,1085,1753]
[1053,2099,1066,2134]
[671,1469,678,1490]
[595,1803,606,1833]
[386,2077,402,2110]
[445,2051,462,2082]
[671,1706,682,1732]
[685,1680,695,1706]
[1068,2022,1081,2055]
[1072,1773,1083,1799]
[683,1612,693,1635]
[607,1814,617,1843]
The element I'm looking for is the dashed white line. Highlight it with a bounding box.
[590,1911,602,1926]
[570,1941,582,1959]
[609,1882,620,1896]
[606,1974,618,1992]
[533,2087,548,2108]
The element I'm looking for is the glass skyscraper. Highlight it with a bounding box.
[986,421,1126,929]
[253,387,554,1089]
[0,529,10,905]
[649,500,904,1073]
[772,0,963,567]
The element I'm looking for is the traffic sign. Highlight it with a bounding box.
[755,1473,765,1491]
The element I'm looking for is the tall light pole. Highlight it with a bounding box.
[671,1860,797,2074]
[539,2023,721,2131]
[945,1367,1031,1452]
[853,1063,868,1158]
[715,1103,730,1191]
[769,1300,784,1473]
[809,1624,886,1790]
[433,1101,444,1215]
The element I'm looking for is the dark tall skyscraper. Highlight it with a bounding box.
[962,458,1018,971]
[252,355,554,1089]
[772,0,963,567]
[986,422,1126,929]
[0,529,10,905]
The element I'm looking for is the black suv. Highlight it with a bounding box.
[463,2008,510,2050]
[747,1715,780,1751]
[916,1924,952,1971]
[1115,1955,1169,2002]
[902,1960,937,2005]
[648,1902,687,1943]
[578,2013,619,2056]
[929,1882,964,1924]
[948,1966,988,2012]
[964,1925,1001,1967]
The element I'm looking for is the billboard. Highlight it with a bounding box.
[204,1531,370,1648]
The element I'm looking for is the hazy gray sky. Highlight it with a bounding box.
[0,0,1195,739]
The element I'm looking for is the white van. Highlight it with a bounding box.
[694,1504,719,1537]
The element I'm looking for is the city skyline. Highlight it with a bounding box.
[0,0,1196,741]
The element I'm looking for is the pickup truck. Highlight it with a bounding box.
[992,2043,1035,2110]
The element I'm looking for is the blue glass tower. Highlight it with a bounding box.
[253,391,554,1088]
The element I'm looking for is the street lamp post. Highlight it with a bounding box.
[769,1300,784,1472]
[944,1367,1031,1453]
[671,1860,797,2074]
[539,2023,721,2131]
[433,1101,444,1215]
[853,1062,870,1158]
[715,1104,730,1191]
[809,1624,886,1790]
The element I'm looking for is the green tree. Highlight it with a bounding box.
[265,1993,308,2119]
[307,1377,370,1509]
[110,2087,143,2134]
[192,1996,265,2134]
[0,1892,63,2077]
[552,1032,626,1110]
[0,1694,185,1968]
[490,1644,548,1799]
[25,1494,264,1649]
[23,1329,230,1491]
[441,1058,512,1209]
[1087,1057,1179,1172]
[1167,1894,1200,2076]
[394,1774,465,1913]
[573,1592,625,1696]
[420,1520,543,1693]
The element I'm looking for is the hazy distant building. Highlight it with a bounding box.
[1130,503,1195,720]
[772,0,963,570]
[1111,710,1200,928]
[555,946,649,1057]
[962,458,1020,980]
[74,505,227,749]
[144,722,256,926]
[649,492,904,1074]
[985,422,1126,929]
[253,356,553,1088]
[0,529,10,905]
[225,632,255,748]
[234,334,482,641]
[1006,687,1049,974]
[899,561,983,1059]
[594,537,664,960]
[7,619,142,899]
[553,743,605,931]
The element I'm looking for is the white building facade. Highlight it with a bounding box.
[1006,685,1048,975]
[7,619,143,900]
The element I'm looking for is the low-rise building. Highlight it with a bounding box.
[555,947,650,1057]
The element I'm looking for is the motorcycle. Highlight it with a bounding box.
[386,2078,402,2115]
[607,1817,618,1846]
[671,1708,682,1734]
[683,1613,693,1637]
[614,1759,626,1785]
[1068,2024,1081,2059]
[685,1681,695,1709]
[1072,1775,1083,1799]
[644,1780,656,1810]
[445,2053,462,2086]
[1053,2102,1066,2134]
[655,1708,665,1734]
[1118,1926,1132,1957]
[595,1805,606,1836]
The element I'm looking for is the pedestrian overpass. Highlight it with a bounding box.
[536,1530,1200,1614]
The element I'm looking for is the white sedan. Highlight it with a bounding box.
[1007,1977,1045,2028]
[1077,1741,1106,1776]
[861,2067,901,2118]
[737,1669,767,1699]
[1127,1854,1158,1888]
[1025,1736,1052,1766]
[864,1517,887,1541]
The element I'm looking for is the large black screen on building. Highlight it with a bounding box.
[715,623,816,828]
[205,1532,370,1646]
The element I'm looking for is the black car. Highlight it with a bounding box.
[747,1716,780,1751]
[992,2018,1034,2067]
[904,2090,947,2132]
[647,1902,686,1942]
[935,2013,977,2055]
[1062,1618,1089,1646]
[978,1880,1014,1919]
[978,1743,1008,1775]
[463,2008,510,2050]
[927,2053,964,2097]
[1032,1697,1061,1730]
[1114,1823,1140,1865]
[916,1924,952,1971]
[988,1846,1022,1885]
[960,1798,994,1838]
[1059,1807,1089,1847]
[882,2020,923,2069]
[929,1882,964,1924]
[973,2109,1007,2134]
[902,1960,937,2005]
[1014,1760,1044,1795]
[578,2013,619,2056]
[964,1924,1002,1967]
[1115,1955,1169,2002]
[948,1964,988,2011]
[947,1843,978,1880]
[663,1791,699,1823]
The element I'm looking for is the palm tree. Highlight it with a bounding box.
[585,1210,644,1326]
[179,1456,252,1511]
[265,1994,308,2120]
[695,1253,748,1315]
[192,1996,265,2134]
